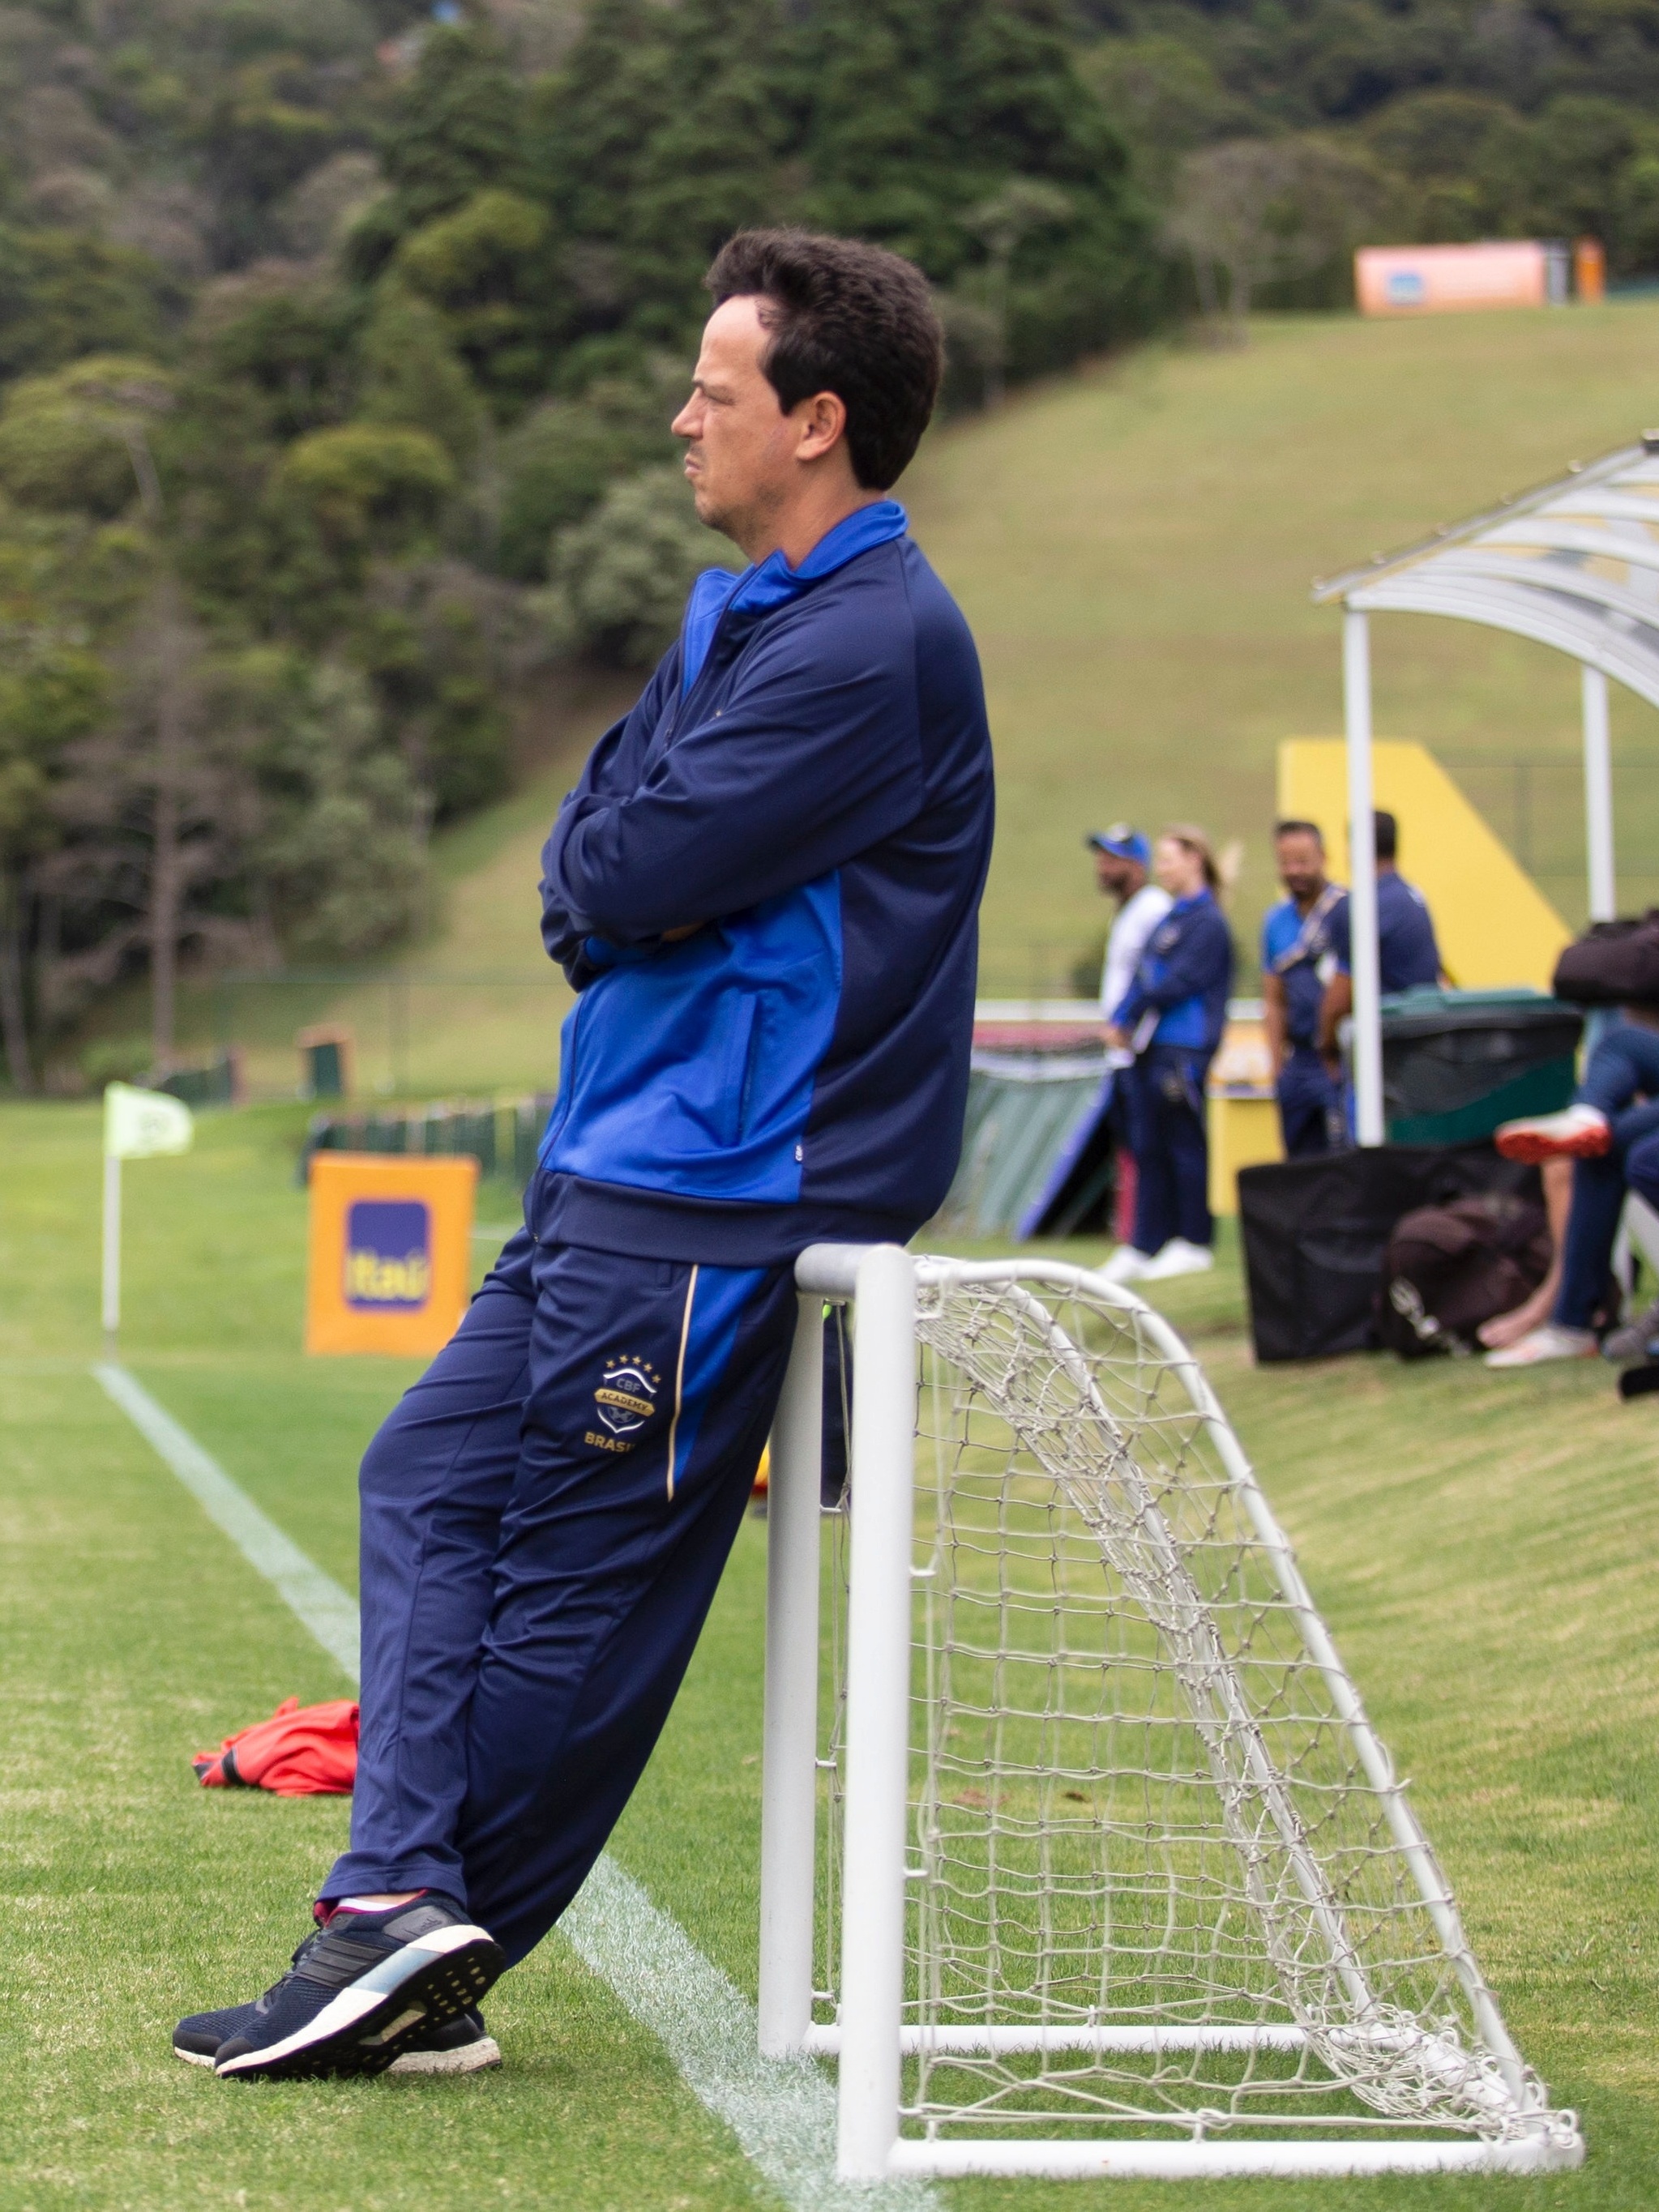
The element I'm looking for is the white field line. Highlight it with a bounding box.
[562,1859,938,2212]
[93,1363,361,1680]
[92,1361,937,2212]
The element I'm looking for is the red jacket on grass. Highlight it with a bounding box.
[193,1696,357,1796]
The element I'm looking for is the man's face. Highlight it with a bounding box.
[1092,844,1132,898]
[1093,850,1135,899]
[673,297,799,544]
[1276,831,1326,904]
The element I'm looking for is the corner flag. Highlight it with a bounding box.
[102,1083,194,1343]
[105,1081,194,1160]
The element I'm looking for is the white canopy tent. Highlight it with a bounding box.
[1313,435,1659,1142]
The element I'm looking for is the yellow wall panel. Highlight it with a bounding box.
[1276,739,1570,991]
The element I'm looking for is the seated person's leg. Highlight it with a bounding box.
[1580,1016,1659,1117]
[1480,1157,1571,1349]
[1499,1015,1659,1162]
[1486,1155,1618,1364]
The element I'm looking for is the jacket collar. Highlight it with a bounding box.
[679,500,908,695]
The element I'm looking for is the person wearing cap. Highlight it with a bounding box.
[1102,826,1234,1283]
[1088,826,1174,1245]
[1261,820,1346,1157]
[1088,826,1174,1054]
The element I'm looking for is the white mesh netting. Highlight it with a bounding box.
[815,1263,1576,2150]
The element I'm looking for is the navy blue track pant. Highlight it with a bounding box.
[323,1228,798,1966]
[1276,1044,1346,1159]
[1555,1022,1659,1331]
[1127,1046,1213,1253]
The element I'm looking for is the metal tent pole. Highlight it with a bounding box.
[1581,663,1616,922]
[1343,608,1384,1145]
[757,1292,826,2059]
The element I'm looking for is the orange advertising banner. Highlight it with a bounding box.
[305,1151,477,1357]
[1355,241,1552,316]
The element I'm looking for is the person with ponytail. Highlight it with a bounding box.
[1102,826,1235,1282]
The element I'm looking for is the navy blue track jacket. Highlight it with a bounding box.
[1110,889,1234,1057]
[534,502,995,1265]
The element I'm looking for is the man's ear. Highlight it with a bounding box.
[797,389,848,461]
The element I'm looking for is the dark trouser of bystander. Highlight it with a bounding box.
[1276,1044,1347,1159]
[1127,1045,1213,1255]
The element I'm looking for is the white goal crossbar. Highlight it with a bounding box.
[756,1244,1584,2183]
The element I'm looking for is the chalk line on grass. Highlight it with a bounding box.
[94,1362,361,1680]
[563,1858,937,2212]
[94,1361,937,2212]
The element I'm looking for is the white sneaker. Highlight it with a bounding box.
[1137,1238,1216,1282]
[1102,1245,1155,1283]
[1494,1103,1610,1164]
[1483,1323,1598,1368]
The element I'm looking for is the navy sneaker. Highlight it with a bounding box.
[174,2000,501,2076]
[205,1898,504,2081]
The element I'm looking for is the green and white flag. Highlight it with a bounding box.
[104,1082,194,1160]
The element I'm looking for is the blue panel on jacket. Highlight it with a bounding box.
[541,877,840,1202]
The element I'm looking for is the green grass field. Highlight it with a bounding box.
[3,1100,1656,2208]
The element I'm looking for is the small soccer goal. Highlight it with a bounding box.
[755,1245,1584,2183]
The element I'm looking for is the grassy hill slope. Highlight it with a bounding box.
[907,299,1659,993]
[175,299,1659,1093]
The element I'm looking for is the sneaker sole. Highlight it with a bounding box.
[1494,1129,1611,1164]
[389,2034,502,2075]
[214,1924,504,2081]
[177,2033,502,2077]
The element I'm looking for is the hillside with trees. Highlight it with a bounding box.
[4,0,1659,1093]
[0,0,1155,1090]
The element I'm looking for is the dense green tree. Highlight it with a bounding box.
[196,56,348,264]
[495,376,680,581]
[0,228,171,379]
[545,466,737,668]
[227,648,430,957]
[356,281,485,463]
[370,22,529,239]
[395,186,558,401]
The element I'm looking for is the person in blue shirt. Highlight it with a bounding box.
[1104,825,1234,1282]
[179,229,994,2085]
[1319,810,1442,1058]
[1261,820,1346,1157]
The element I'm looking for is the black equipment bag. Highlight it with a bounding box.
[1553,912,1659,1008]
[1238,1145,1541,1363]
[1374,1193,1551,1359]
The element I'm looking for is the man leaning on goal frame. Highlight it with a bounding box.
[172,228,995,2082]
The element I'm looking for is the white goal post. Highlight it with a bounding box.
[756,1243,1584,2183]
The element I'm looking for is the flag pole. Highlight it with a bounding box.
[102,1148,121,1349]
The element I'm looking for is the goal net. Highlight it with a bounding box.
[757,1248,1582,2182]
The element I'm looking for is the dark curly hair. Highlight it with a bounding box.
[704,228,944,492]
